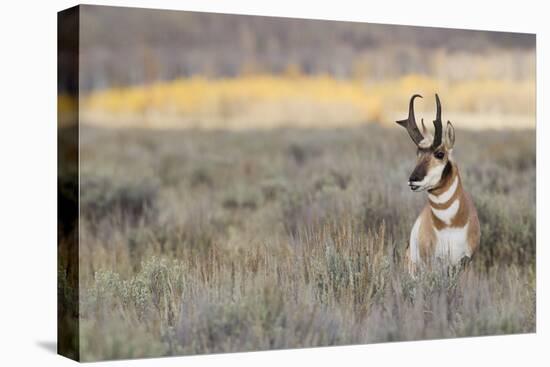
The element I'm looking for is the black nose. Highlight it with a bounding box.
[409,174,421,182]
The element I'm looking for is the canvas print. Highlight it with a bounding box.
[58,5,536,362]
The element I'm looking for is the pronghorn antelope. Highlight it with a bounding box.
[396,94,480,272]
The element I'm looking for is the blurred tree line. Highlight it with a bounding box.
[72,5,535,92]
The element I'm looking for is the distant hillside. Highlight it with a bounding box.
[68,5,535,91]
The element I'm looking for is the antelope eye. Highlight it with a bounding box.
[434,151,445,159]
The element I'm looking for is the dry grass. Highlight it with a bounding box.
[71,125,535,361]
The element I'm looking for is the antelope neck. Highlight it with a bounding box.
[427,163,464,225]
[428,162,457,198]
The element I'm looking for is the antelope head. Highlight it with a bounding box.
[396,94,456,192]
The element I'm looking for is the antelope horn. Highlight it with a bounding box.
[396,94,424,146]
[432,94,443,149]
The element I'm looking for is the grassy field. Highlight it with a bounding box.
[74,124,535,361]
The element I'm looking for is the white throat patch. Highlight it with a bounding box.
[431,199,460,225]
[429,176,458,204]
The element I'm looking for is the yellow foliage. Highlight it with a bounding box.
[80,74,535,129]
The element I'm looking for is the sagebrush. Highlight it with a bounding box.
[70,125,535,360]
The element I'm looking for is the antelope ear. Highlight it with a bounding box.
[444,121,455,149]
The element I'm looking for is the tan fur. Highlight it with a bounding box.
[407,161,480,270]
[416,205,437,262]
[464,191,481,254]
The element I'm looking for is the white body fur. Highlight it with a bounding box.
[409,217,471,266]
[433,224,471,264]
[409,217,422,264]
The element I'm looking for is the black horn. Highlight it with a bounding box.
[396,94,425,146]
[432,94,443,149]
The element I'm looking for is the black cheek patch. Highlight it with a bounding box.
[441,161,452,181]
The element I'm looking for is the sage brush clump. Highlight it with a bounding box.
[76,125,535,361]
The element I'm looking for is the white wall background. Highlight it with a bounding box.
[0,0,546,366]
